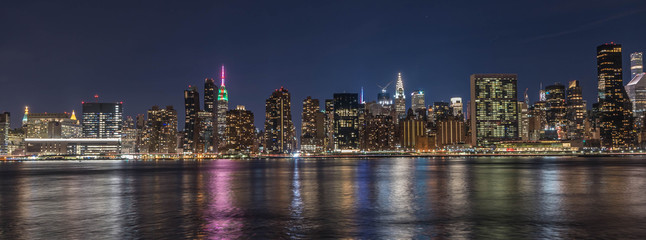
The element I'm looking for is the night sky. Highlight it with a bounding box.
[2,0,646,130]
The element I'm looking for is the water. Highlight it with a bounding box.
[1,157,646,239]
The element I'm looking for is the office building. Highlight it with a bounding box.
[566,80,586,140]
[411,90,425,112]
[264,87,295,154]
[333,93,360,151]
[631,52,643,79]
[196,111,214,153]
[545,83,566,138]
[436,118,466,147]
[433,102,451,122]
[225,105,255,153]
[597,43,633,149]
[216,65,229,148]
[400,110,426,149]
[394,72,406,119]
[626,73,646,120]
[141,106,177,153]
[470,74,519,146]
[82,102,122,138]
[301,97,325,153]
[450,97,463,118]
[0,112,9,155]
[183,86,200,152]
[204,78,216,113]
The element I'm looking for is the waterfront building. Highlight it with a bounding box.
[120,116,139,154]
[25,138,121,155]
[631,52,643,79]
[264,87,295,154]
[450,97,463,118]
[545,83,567,139]
[225,105,255,153]
[363,114,395,151]
[597,43,633,149]
[82,102,122,139]
[140,106,178,153]
[436,118,466,147]
[411,90,425,112]
[0,112,9,155]
[469,73,519,146]
[301,97,325,153]
[204,78,216,113]
[333,93,360,151]
[399,109,426,150]
[566,80,586,140]
[216,65,229,149]
[183,86,200,153]
[394,72,406,119]
[517,102,529,141]
[324,99,335,151]
[25,112,81,139]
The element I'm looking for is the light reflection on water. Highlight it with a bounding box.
[1,157,646,239]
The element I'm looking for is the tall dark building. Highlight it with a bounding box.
[264,87,295,154]
[566,80,586,140]
[183,86,200,152]
[333,93,359,151]
[597,43,633,149]
[82,102,123,138]
[469,74,519,146]
[204,78,216,113]
[432,102,451,122]
[545,83,566,138]
[0,112,9,155]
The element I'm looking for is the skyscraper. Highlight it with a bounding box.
[450,97,463,118]
[141,106,177,153]
[183,86,200,152]
[625,73,646,120]
[197,111,214,152]
[545,83,566,138]
[566,80,586,140]
[204,78,216,113]
[333,93,359,151]
[432,102,451,122]
[470,74,519,146]
[216,65,229,149]
[597,43,633,149]
[0,112,9,155]
[82,102,123,138]
[631,52,644,79]
[264,87,295,154]
[225,105,255,153]
[411,90,425,112]
[394,72,406,119]
[301,96,324,152]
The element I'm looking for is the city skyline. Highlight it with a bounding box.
[2,1,646,130]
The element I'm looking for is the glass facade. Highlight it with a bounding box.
[470,74,519,146]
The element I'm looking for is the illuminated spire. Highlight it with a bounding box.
[218,65,228,101]
[360,87,365,104]
[70,110,77,121]
[220,65,225,86]
[22,106,29,125]
[395,72,405,99]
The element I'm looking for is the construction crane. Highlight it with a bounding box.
[377,80,394,93]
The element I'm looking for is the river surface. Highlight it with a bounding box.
[1,157,646,239]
